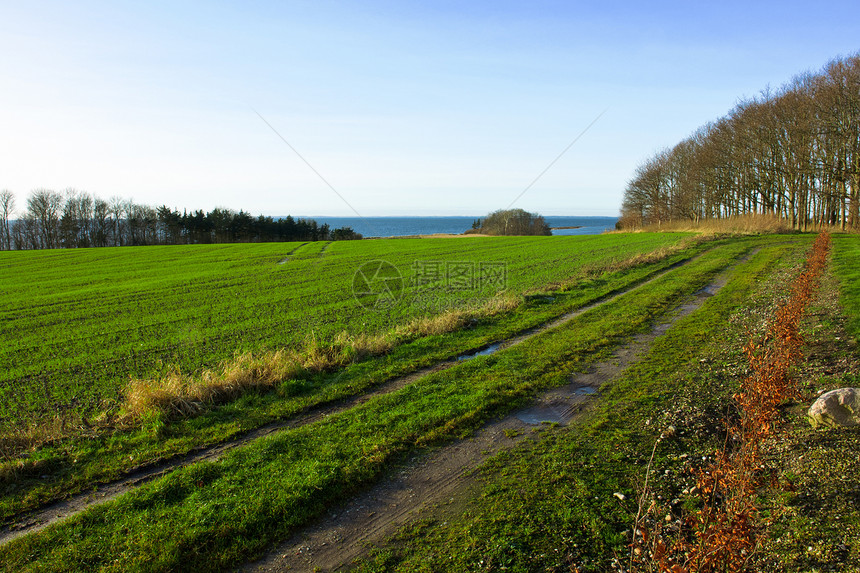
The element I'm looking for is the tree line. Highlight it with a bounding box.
[0,188,362,250]
[619,54,860,230]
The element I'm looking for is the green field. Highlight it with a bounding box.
[0,234,761,571]
[0,234,688,429]
[3,232,857,572]
[1,233,706,516]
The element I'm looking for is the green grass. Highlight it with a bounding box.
[350,237,813,572]
[831,234,860,339]
[0,237,768,571]
[0,234,690,429]
[1,233,711,518]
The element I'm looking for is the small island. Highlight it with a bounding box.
[465,208,551,236]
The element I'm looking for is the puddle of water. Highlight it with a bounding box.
[515,386,597,425]
[516,405,569,425]
[457,343,501,361]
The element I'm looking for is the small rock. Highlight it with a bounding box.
[808,388,860,428]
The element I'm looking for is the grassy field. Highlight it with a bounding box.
[351,233,860,573]
[1,233,705,518]
[0,234,689,431]
[0,236,763,571]
[4,232,857,572]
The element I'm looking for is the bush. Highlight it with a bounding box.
[331,227,363,240]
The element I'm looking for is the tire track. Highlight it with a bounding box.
[0,251,707,545]
[277,242,310,265]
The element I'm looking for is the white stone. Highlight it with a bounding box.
[808,388,860,428]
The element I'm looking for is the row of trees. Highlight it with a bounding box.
[619,54,860,230]
[0,189,362,250]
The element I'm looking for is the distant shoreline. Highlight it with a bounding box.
[549,226,583,230]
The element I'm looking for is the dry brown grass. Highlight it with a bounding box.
[121,293,521,423]
[394,294,521,338]
[121,330,398,422]
[623,213,849,236]
[640,214,792,235]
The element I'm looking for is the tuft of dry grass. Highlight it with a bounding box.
[121,330,398,423]
[530,236,707,296]
[394,293,521,338]
[121,293,522,423]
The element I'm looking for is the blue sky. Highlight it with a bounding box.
[2,1,858,216]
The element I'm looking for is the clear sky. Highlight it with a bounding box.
[2,1,858,217]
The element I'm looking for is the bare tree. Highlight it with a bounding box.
[92,198,111,247]
[26,189,64,249]
[619,53,860,230]
[59,188,95,248]
[0,189,14,250]
[108,196,130,246]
